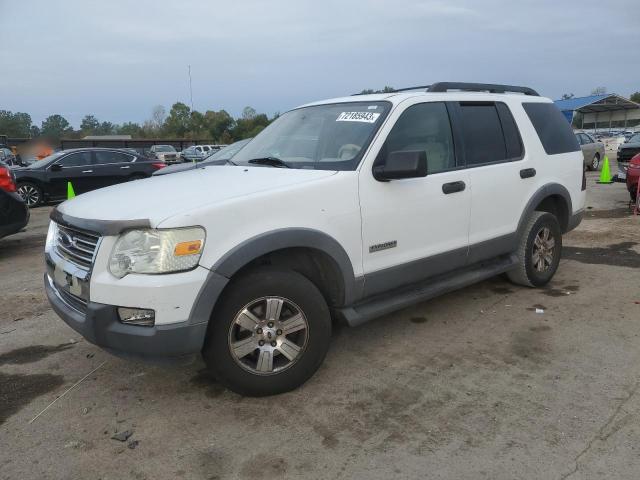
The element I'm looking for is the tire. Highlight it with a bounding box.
[589,153,600,171]
[202,268,332,396]
[506,211,562,287]
[17,182,43,207]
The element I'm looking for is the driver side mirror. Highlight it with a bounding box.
[373,150,428,181]
[50,163,62,172]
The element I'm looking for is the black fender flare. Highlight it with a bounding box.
[516,183,572,237]
[210,228,361,305]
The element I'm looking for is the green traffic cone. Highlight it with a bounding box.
[597,156,613,184]
[67,181,76,199]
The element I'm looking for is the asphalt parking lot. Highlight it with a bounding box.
[1,166,639,480]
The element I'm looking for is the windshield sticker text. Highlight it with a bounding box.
[336,112,381,123]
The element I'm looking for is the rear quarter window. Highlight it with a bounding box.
[522,103,580,155]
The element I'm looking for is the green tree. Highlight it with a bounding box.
[0,110,33,137]
[203,110,234,141]
[359,86,396,94]
[630,92,640,103]
[117,122,143,137]
[80,115,100,135]
[242,106,256,120]
[164,102,191,137]
[41,114,73,139]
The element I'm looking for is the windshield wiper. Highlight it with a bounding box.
[247,157,291,168]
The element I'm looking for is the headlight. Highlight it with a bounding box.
[109,227,205,278]
[45,222,58,251]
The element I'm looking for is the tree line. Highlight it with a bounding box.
[0,103,276,144]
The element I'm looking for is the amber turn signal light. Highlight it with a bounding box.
[174,240,203,256]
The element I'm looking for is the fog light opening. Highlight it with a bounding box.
[118,307,155,327]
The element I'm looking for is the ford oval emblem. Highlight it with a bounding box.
[59,232,73,248]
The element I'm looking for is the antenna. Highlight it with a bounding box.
[188,65,194,111]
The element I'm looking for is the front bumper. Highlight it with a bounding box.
[45,273,208,360]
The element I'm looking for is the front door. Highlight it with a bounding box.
[359,101,471,298]
[48,151,94,199]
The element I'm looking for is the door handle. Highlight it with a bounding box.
[520,168,536,179]
[442,181,466,194]
[120,166,130,169]
[81,169,93,173]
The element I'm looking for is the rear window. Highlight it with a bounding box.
[522,103,580,155]
[457,102,522,165]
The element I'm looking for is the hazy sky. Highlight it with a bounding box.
[1,0,639,127]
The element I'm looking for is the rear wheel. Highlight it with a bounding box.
[202,269,332,396]
[507,211,562,287]
[17,182,43,207]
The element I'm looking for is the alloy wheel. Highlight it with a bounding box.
[532,227,555,272]
[18,185,40,207]
[228,296,309,375]
[592,155,599,170]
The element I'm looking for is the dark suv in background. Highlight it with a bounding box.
[13,148,166,207]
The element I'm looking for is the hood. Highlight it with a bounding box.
[620,142,640,149]
[153,162,198,176]
[57,165,337,226]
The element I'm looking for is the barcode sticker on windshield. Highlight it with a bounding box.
[336,112,381,123]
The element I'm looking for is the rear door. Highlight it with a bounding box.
[452,101,531,263]
[92,150,137,189]
[48,151,94,198]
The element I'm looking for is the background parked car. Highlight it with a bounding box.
[617,133,640,181]
[0,160,29,239]
[14,148,166,207]
[154,138,252,176]
[180,144,224,162]
[627,153,640,202]
[148,145,180,163]
[574,132,605,170]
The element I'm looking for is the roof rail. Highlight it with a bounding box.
[428,82,539,96]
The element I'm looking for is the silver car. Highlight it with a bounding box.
[575,132,605,171]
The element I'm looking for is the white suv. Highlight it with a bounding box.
[44,83,585,396]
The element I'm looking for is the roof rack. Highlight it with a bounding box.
[427,82,539,96]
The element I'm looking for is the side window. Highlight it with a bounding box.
[522,103,580,155]
[458,102,507,165]
[383,102,455,173]
[583,133,594,144]
[60,152,91,167]
[94,151,133,164]
[495,103,523,159]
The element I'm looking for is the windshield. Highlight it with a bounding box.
[203,139,251,163]
[232,101,391,170]
[26,151,66,168]
[155,145,176,152]
[628,134,640,143]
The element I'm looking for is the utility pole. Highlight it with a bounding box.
[188,65,194,111]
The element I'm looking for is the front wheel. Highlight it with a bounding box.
[202,269,332,396]
[17,182,43,207]
[507,211,562,287]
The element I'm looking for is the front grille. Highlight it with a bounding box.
[55,224,100,270]
[58,287,88,314]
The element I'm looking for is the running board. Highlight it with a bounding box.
[337,254,518,327]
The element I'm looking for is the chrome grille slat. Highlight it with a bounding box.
[54,224,101,271]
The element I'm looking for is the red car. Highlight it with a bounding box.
[627,153,640,202]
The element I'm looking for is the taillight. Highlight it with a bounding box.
[151,162,166,170]
[0,166,16,192]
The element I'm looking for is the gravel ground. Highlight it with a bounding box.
[0,166,639,480]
